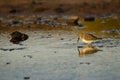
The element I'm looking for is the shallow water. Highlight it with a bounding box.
[0,31,120,80]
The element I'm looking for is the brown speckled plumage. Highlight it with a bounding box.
[79,33,101,40]
[77,33,102,44]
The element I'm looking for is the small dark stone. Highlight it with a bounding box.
[9,49,15,51]
[6,62,10,65]
[24,77,30,80]
[54,51,57,53]
[80,62,84,64]
[106,46,114,48]
[60,38,64,40]
[41,36,45,38]
[12,20,22,25]
[34,32,37,34]
[46,34,52,38]
[27,26,32,28]
[9,9,17,13]
[27,55,32,58]
[84,16,95,21]
[98,45,103,48]
[86,62,91,65]
[54,7,65,13]
[0,48,8,51]
[48,34,52,37]
[24,55,32,59]
[80,62,91,65]
[37,17,41,20]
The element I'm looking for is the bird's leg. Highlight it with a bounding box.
[77,38,79,43]
[77,47,83,57]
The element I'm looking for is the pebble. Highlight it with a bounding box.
[80,62,91,65]
[54,51,57,53]
[24,55,32,59]
[6,62,10,65]
[24,77,30,80]
[60,38,64,40]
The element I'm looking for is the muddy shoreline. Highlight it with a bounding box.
[0,0,120,17]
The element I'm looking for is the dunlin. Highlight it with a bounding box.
[77,33,102,45]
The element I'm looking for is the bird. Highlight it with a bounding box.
[77,33,102,46]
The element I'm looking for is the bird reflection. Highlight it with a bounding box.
[77,45,102,57]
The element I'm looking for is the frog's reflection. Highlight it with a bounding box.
[77,45,102,57]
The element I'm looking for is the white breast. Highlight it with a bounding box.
[82,39,95,44]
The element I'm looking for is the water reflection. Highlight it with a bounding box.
[77,45,102,57]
